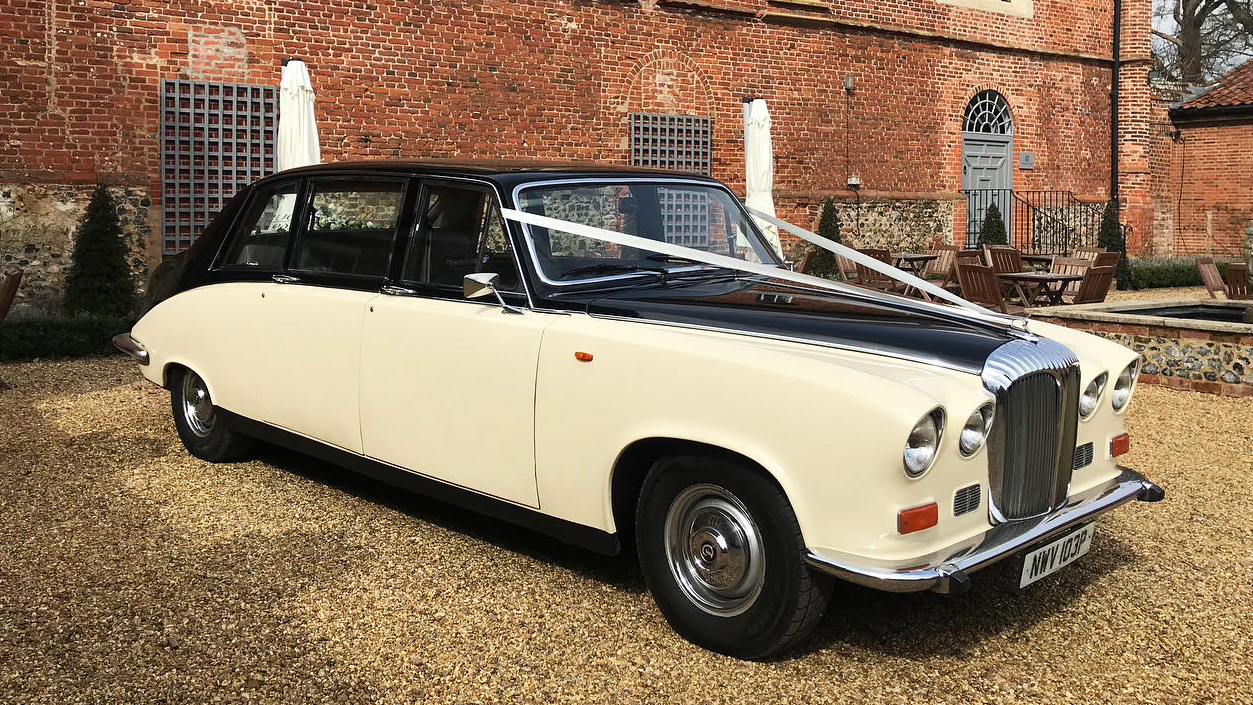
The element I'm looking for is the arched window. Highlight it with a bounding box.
[963,90,1013,135]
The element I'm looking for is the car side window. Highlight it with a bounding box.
[291,178,405,277]
[404,185,521,291]
[217,181,300,269]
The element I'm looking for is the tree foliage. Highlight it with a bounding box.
[1152,0,1253,89]
[977,202,1008,247]
[63,185,138,318]
[1097,201,1135,291]
[807,197,843,278]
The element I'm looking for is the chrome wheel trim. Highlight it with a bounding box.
[181,371,216,438]
[663,483,765,617]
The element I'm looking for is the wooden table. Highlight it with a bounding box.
[890,253,939,277]
[1021,254,1055,272]
[998,271,1083,306]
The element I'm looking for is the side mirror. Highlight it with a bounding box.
[463,272,524,314]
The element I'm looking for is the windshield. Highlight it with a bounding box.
[516,182,780,283]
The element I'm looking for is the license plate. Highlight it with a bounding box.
[1018,523,1095,589]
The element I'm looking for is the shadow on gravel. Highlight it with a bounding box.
[797,531,1141,660]
[252,443,648,595]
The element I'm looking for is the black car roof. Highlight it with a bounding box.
[260,159,724,191]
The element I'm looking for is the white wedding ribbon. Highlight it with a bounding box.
[499,208,1027,331]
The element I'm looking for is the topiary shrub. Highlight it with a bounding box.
[977,202,1007,246]
[807,197,842,278]
[1097,200,1133,290]
[62,184,138,318]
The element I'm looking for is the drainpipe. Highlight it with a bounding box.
[1110,0,1121,206]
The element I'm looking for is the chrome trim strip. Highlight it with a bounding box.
[111,333,149,365]
[585,311,985,375]
[804,466,1164,594]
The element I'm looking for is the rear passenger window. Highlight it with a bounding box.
[404,185,521,291]
[218,181,300,269]
[292,179,405,277]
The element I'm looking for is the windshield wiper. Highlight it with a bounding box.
[559,263,670,280]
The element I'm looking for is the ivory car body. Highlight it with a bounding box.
[117,160,1163,658]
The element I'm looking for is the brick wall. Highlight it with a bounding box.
[0,0,1146,302]
[1148,107,1253,258]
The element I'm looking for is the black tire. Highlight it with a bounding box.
[169,366,253,462]
[635,453,833,659]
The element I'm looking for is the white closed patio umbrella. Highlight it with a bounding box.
[743,98,782,259]
[270,60,320,232]
[277,59,321,171]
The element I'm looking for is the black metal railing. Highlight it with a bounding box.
[961,189,1130,254]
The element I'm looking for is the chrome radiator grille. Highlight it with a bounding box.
[982,337,1081,523]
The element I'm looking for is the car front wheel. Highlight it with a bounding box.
[635,454,832,659]
[169,366,253,462]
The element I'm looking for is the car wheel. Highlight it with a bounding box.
[169,366,253,462]
[635,453,833,659]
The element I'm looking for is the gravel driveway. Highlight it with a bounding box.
[1,358,1250,704]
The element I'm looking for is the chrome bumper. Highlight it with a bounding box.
[111,333,149,365]
[805,467,1164,595]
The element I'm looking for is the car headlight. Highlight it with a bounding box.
[904,409,944,477]
[1112,360,1139,411]
[1079,373,1108,418]
[959,403,994,456]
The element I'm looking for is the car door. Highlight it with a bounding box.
[359,180,555,507]
[254,175,411,454]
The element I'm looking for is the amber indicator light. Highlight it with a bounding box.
[897,502,938,535]
[574,351,594,362]
[1110,433,1130,457]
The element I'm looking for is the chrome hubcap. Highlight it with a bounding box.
[181,371,216,438]
[664,484,765,616]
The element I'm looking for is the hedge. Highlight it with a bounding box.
[0,314,136,361]
[1128,257,1233,290]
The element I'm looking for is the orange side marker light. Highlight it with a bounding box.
[897,502,938,535]
[574,351,594,362]
[1110,433,1130,457]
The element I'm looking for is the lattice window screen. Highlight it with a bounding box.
[658,188,710,248]
[629,112,713,176]
[160,79,277,255]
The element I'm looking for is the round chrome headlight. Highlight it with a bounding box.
[959,403,994,456]
[904,409,944,477]
[1112,360,1139,411]
[1079,373,1108,418]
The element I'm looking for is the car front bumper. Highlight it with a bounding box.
[804,466,1164,595]
[111,333,149,365]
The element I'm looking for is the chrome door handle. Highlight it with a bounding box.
[271,274,300,284]
[381,284,417,296]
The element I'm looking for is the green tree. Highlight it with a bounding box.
[63,185,137,317]
[978,202,1008,246]
[1097,200,1134,290]
[807,197,842,278]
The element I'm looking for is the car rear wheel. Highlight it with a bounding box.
[635,453,832,659]
[169,366,253,462]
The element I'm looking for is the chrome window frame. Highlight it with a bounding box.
[508,177,783,289]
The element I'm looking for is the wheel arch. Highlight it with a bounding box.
[608,437,793,550]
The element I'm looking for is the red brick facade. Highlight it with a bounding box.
[0,0,1155,296]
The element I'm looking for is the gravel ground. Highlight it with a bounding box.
[1106,286,1210,302]
[1,357,1250,705]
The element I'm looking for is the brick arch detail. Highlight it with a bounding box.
[610,49,715,119]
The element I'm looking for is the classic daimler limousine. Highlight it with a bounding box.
[116,160,1163,658]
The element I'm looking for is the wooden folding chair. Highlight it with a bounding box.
[1073,246,1105,261]
[1198,257,1227,299]
[1051,257,1091,297]
[924,244,958,281]
[1069,265,1115,304]
[957,262,1021,314]
[1092,251,1120,268]
[795,249,816,275]
[854,248,898,291]
[837,254,858,282]
[941,250,983,292]
[0,269,22,329]
[1226,263,1249,300]
[984,245,1025,275]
